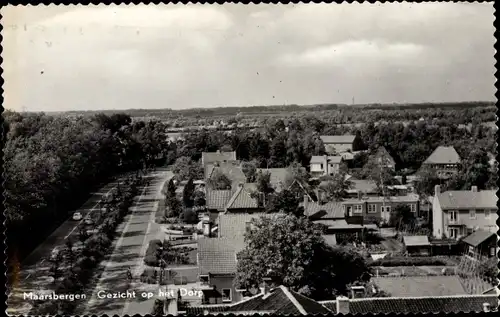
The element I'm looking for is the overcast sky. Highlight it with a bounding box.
[1,3,496,112]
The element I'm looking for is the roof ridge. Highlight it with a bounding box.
[225,185,245,210]
[280,285,307,315]
[319,293,498,304]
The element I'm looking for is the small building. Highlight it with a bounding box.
[309,155,343,177]
[461,229,497,259]
[403,235,431,256]
[421,146,461,179]
[201,150,237,166]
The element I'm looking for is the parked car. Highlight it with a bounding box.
[72,212,82,221]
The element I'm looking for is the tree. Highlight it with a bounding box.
[254,170,275,206]
[180,208,199,224]
[235,215,370,300]
[193,190,206,208]
[414,167,441,201]
[319,173,353,202]
[389,204,415,228]
[172,156,203,182]
[241,161,257,183]
[182,178,195,208]
[165,179,181,218]
[266,189,302,217]
[284,162,310,188]
[49,252,63,283]
[207,170,232,190]
[64,239,76,267]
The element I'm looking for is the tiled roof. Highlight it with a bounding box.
[373,146,396,165]
[197,238,237,275]
[372,276,467,297]
[228,286,332,315]
[185,305,231,314]
[206,161,246,184]
[462,229,496,247]
[218,213,268,252]
[225,183,259,210]
[320,135,356,144]
[303,200,344,219]
[257,168,290,188]
[423,146,461,165]
[321,295,499,314]
[202,151,237,165]
[403,235,430,247]
[310,155,343,164]
[206,189,233,211]
[437,190,497,209]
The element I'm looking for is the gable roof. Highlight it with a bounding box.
[310,155,343,164]
[462,229,496,247]
[206,189,233,211]
[303,200,344,219]
[205,161,246,184]
[218,213,268,252]
[197,238,237,275]
[202,151,237,165]
[257,168,290,188]
[372,276,467,297]
[320,295,499,314]
[343,194,420,204]
[423,146,461,165]
[372,146,396,165]
[225,183,259,210]
[320,135,356,144]
[346,178,378,194]
[437,190,497,209]
[403,235,430,247]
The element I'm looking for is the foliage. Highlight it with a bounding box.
[388,204,416,228]
[265,189,303,217]
[152,299,165,315]
[235,215,370,300]
[165,179,181,218]
[193,190,206,208]
[172,156,203,182]
[241,161,258,183]
[182,178,195,208]
[369,256,453,267]
[179,208,199,224]
[207,170,232,190]
[319,172,353,202]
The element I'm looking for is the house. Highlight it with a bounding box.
[201,150,237,166]
[461,229,497,259]
[309,155,343,177]
[432,185,498,240]
[217,212,270,252]
[342,194,420,224]
[320,135,363,154]
[205,161,246,188]
[197,238,242,304]
[186,285,331,315]
[370,146,396,171]
[345,178,379,197]
[403,235,431,256]
[319,294,498,314]
[421,146,461,179]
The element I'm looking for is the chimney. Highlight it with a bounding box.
[303,195,309,210]
[261,276,272,295]
[166,298,178,316]
[336,296,350,314]
[357,190,362,200]
[483,303,491,312]
[434,185,440,196]
[471,186,478,192]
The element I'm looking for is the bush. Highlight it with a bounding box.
[144,254,159,266]
[152,299,164,315]
[140,268,158,284]
[370,256,451,267]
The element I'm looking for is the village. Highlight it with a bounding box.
[151,134,498,315]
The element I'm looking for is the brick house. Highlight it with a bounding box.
[431,185,497,240]
[421,146,461,179]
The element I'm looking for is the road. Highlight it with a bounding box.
[6,173,139,316]
[79,168,173,315]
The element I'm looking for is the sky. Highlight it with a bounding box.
[1,3,496,112]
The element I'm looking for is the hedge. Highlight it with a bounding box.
[369,256,453,267]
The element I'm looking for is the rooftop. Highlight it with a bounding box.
[403,235,430,247]
[320,135,356,144]
[462,229,496,247]
[310,155,343,164]
[423,146,461,165]
[343,194,419,204]
[206,189,233,211]
[303,200,344,219]
[197,238,237,275]
[225,183,260,210]
[202,151,237,165]
[437,189,497,209]
[218,212,269,252]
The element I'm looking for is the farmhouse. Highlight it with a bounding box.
[320,135,363,154]
[421,146,461,179]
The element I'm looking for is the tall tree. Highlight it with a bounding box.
[319,173,353,202]
[235,215,370,300]
[182,178,195,208]
[165,179,181,218]
[266,189,302,217]
[241,161,257,183]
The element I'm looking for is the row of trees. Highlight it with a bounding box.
[31,175,143,315]
[3,111,172,264]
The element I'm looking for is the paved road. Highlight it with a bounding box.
[6,173,138,315]
[80,168,173,315]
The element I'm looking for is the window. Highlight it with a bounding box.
[320,163,324,169]
[367,204,377,213]
[222,289,232,302]
[449,227,459,239]
[345,206,353,216]
[490,247,496,257]
[469,209,476,219]
[485,209,491,219]
[381,206,391,213]
[449,211,457,222]
[410,204,417,213]
[200,275,209,285]
[354,205,363,214]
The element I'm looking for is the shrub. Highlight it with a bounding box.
[144,254,159,266]
[369,256,450,267]
[140,268,158,284]
[152,299,164,315]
